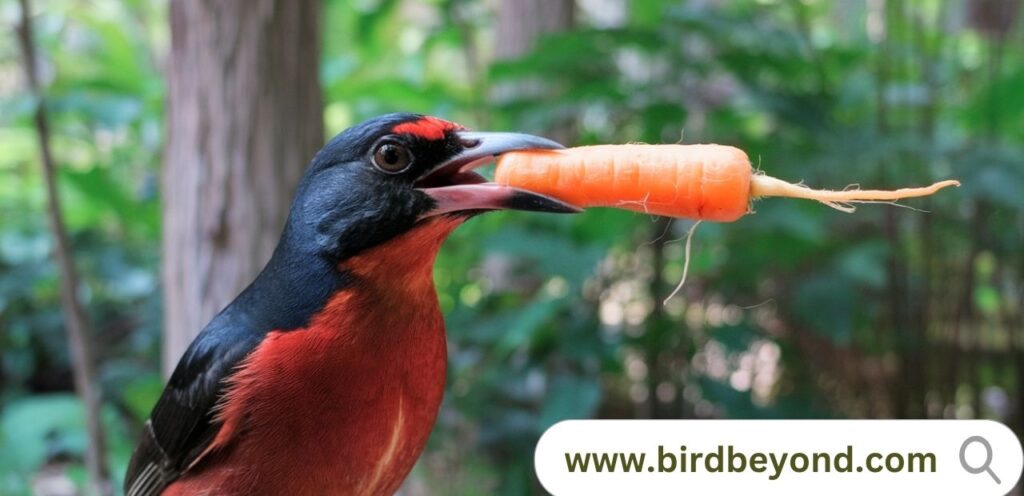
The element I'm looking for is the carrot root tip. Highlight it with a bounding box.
[750,174,959,212]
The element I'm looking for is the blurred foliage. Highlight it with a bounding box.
[1,0,1023,494]
[0,0,165,492]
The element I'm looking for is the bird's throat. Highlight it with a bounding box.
[339,216,462,293]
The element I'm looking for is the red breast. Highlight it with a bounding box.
[164,217,461,495]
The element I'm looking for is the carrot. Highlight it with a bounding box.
[494,144,959,221]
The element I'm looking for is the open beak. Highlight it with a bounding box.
[416,131,581,218]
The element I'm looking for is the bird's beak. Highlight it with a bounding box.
[416,131,581,218]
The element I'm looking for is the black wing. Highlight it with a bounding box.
[124,308,263,496]
[125,242,349,495]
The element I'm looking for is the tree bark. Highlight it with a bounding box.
[494,0,574,60]
[162,0,323,375]
[493,0,575,144]
[16,0,111,493]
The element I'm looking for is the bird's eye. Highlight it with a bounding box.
[372,142,412,173]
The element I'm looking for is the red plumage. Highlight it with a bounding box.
[164,218,460,495]
[391,116,462,141]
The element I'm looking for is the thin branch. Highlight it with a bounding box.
[14,0,111,494]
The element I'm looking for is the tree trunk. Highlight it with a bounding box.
[162,0,323,375]
[493,0,575,144]
[494,0,574,60]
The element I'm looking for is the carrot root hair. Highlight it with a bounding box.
[750,174,960,213]
[663,220,702,305]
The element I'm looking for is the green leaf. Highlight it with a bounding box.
[539,375,602,430]
[793,275,858,345]
[0,394,87,476]
[121,373,163,422]
[495,296,565,355]
[60,166,158,235]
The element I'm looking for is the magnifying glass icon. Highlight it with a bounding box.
[960,435,1001,484]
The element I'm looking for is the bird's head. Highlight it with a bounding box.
[283,113,577,262]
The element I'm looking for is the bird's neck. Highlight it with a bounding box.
[238,216,461,331]
[339,216,462,294]
[234,236,345,332]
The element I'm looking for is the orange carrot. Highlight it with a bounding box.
[494,144,959,221]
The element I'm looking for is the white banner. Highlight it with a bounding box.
[534,420,1023,495]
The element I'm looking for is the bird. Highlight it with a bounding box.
[124,113,577,496]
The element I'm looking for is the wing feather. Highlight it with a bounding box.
[124,310,263,496]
